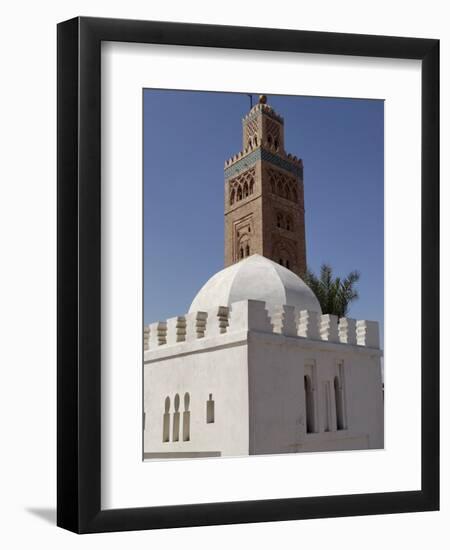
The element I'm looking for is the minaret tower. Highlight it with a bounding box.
[224,95,307,277]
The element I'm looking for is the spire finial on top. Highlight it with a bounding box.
[258,94,267,104]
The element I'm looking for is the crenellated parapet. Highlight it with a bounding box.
[184,311,207,341]
[244,101,284,124]
[224,97,303,180]
[319,314,339,343]
[356,320,380,348]
[224,142,259,169]
[144,300,380,352]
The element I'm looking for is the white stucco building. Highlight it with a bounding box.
[143,255,384,459]
[143,96,383,459]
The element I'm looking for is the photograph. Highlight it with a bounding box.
[0,0,441,541]
[143,90,384,459]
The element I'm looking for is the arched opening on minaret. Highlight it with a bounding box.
[285,184,291,200]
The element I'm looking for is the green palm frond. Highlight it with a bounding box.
[303,264,360,318]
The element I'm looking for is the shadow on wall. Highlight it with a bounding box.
[25,507,56,525]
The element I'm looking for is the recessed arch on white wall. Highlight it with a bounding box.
[162,396,170,443]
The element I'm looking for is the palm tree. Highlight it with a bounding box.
[303,264,360,318]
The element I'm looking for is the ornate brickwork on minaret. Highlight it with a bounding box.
[224,95,307,277]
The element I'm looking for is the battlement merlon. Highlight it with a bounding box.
[144,300,381,352]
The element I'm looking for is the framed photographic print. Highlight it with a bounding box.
[57,17,439,533]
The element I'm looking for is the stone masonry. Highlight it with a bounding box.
[224,95,307,277]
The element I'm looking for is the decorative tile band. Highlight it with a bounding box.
[224,148,303,179]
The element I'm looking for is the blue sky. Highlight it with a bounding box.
[143,90,384,339]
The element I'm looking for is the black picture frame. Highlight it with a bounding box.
[57,16,439,533]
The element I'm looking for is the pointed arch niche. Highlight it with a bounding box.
[303,362,317,434]
[172,393,180,442]
[162,396,170,443]
[272,238,296,273]
[183,392,191,441]
[237,233,251,262]
[233,215,254,263]
[334,360,347,430]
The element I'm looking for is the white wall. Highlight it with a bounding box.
[144,338,249,457]
[0,1,448,549]
[144,325,382,458]
[248,332,383,454]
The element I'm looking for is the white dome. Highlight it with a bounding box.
[189,254,321,315]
